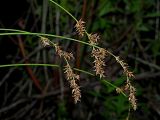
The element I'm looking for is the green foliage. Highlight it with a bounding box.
[102,95,128,119]
[98,0,117,17]
[88,77,128,119]
[57,101,68,120]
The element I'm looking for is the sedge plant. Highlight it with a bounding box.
[0,0,137,118]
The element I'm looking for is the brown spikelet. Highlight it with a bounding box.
[54,43,80,103]
[70,80,81,103]
[54,44,74,60]
[125,78,137,110]
[64,64,81,103]
[127,71,134,78]
[64,64,79,80]
[115,56,128,72]
[126,75,137,110]
[116,87,122,94]
[129,85,137,110]
[75,19,85,37]
[115,56,137,110]
[92,48,106,78]
[88,33,100,45]
[115,56,134,78]
[40,37,50,47]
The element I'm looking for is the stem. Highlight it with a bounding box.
[101,80,127,97]
[49,0,78,22]
[0,28,30,33]
[0,63,59,68]
[0,63,93,76]
[0,29,119,64]
[0,63,126,96]
[74,68,94,76]
[0,31,99,49]
[0,29,119,63]
[0,29,115,54]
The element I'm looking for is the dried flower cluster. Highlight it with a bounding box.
[54,44,81,103]
[75,19,85,37]
[91,48,106,78]
[115,56,137,110]
[40,37,50,47]
[88,33,106,78]
[88,33,100,45]
[115,57,134,78]
[125,77,137,110]
[75,19,107,78]
[54,44,74,60]
[116,87,122,94]
[39,17,137,108]
[64,64,81,103]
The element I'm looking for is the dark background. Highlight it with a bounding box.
[0,0,160,119]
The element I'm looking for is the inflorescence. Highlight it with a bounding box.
[75,18,137,110]
[40,17,137,110]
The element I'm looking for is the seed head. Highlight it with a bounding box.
[129,85,137,110]
[64,64,81,103]
[64,64,79,81]
[88,33,100,45]
[54,44,74,60]
[115,56,134,78]
[75,19,85,37]
[40,37,50,47]
[92,48,106,78]
[116,87,122,94]
[125,78,137,110]
[70,80,81,103]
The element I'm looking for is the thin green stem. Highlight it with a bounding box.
[101,79,127,97]
[49,0,78,22]
[107,50,117,58]
[0,28,30,33]
[0,28,116,55]
[74,68,94,76]
[0,29,120,63]
[0,30,99,49]
[0,63,126,96]
[0,63,59,68]
[126,104,131,120]
[0,63,93,76]
[0,28,119,64]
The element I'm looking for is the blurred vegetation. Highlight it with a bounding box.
[0,0,160,119]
